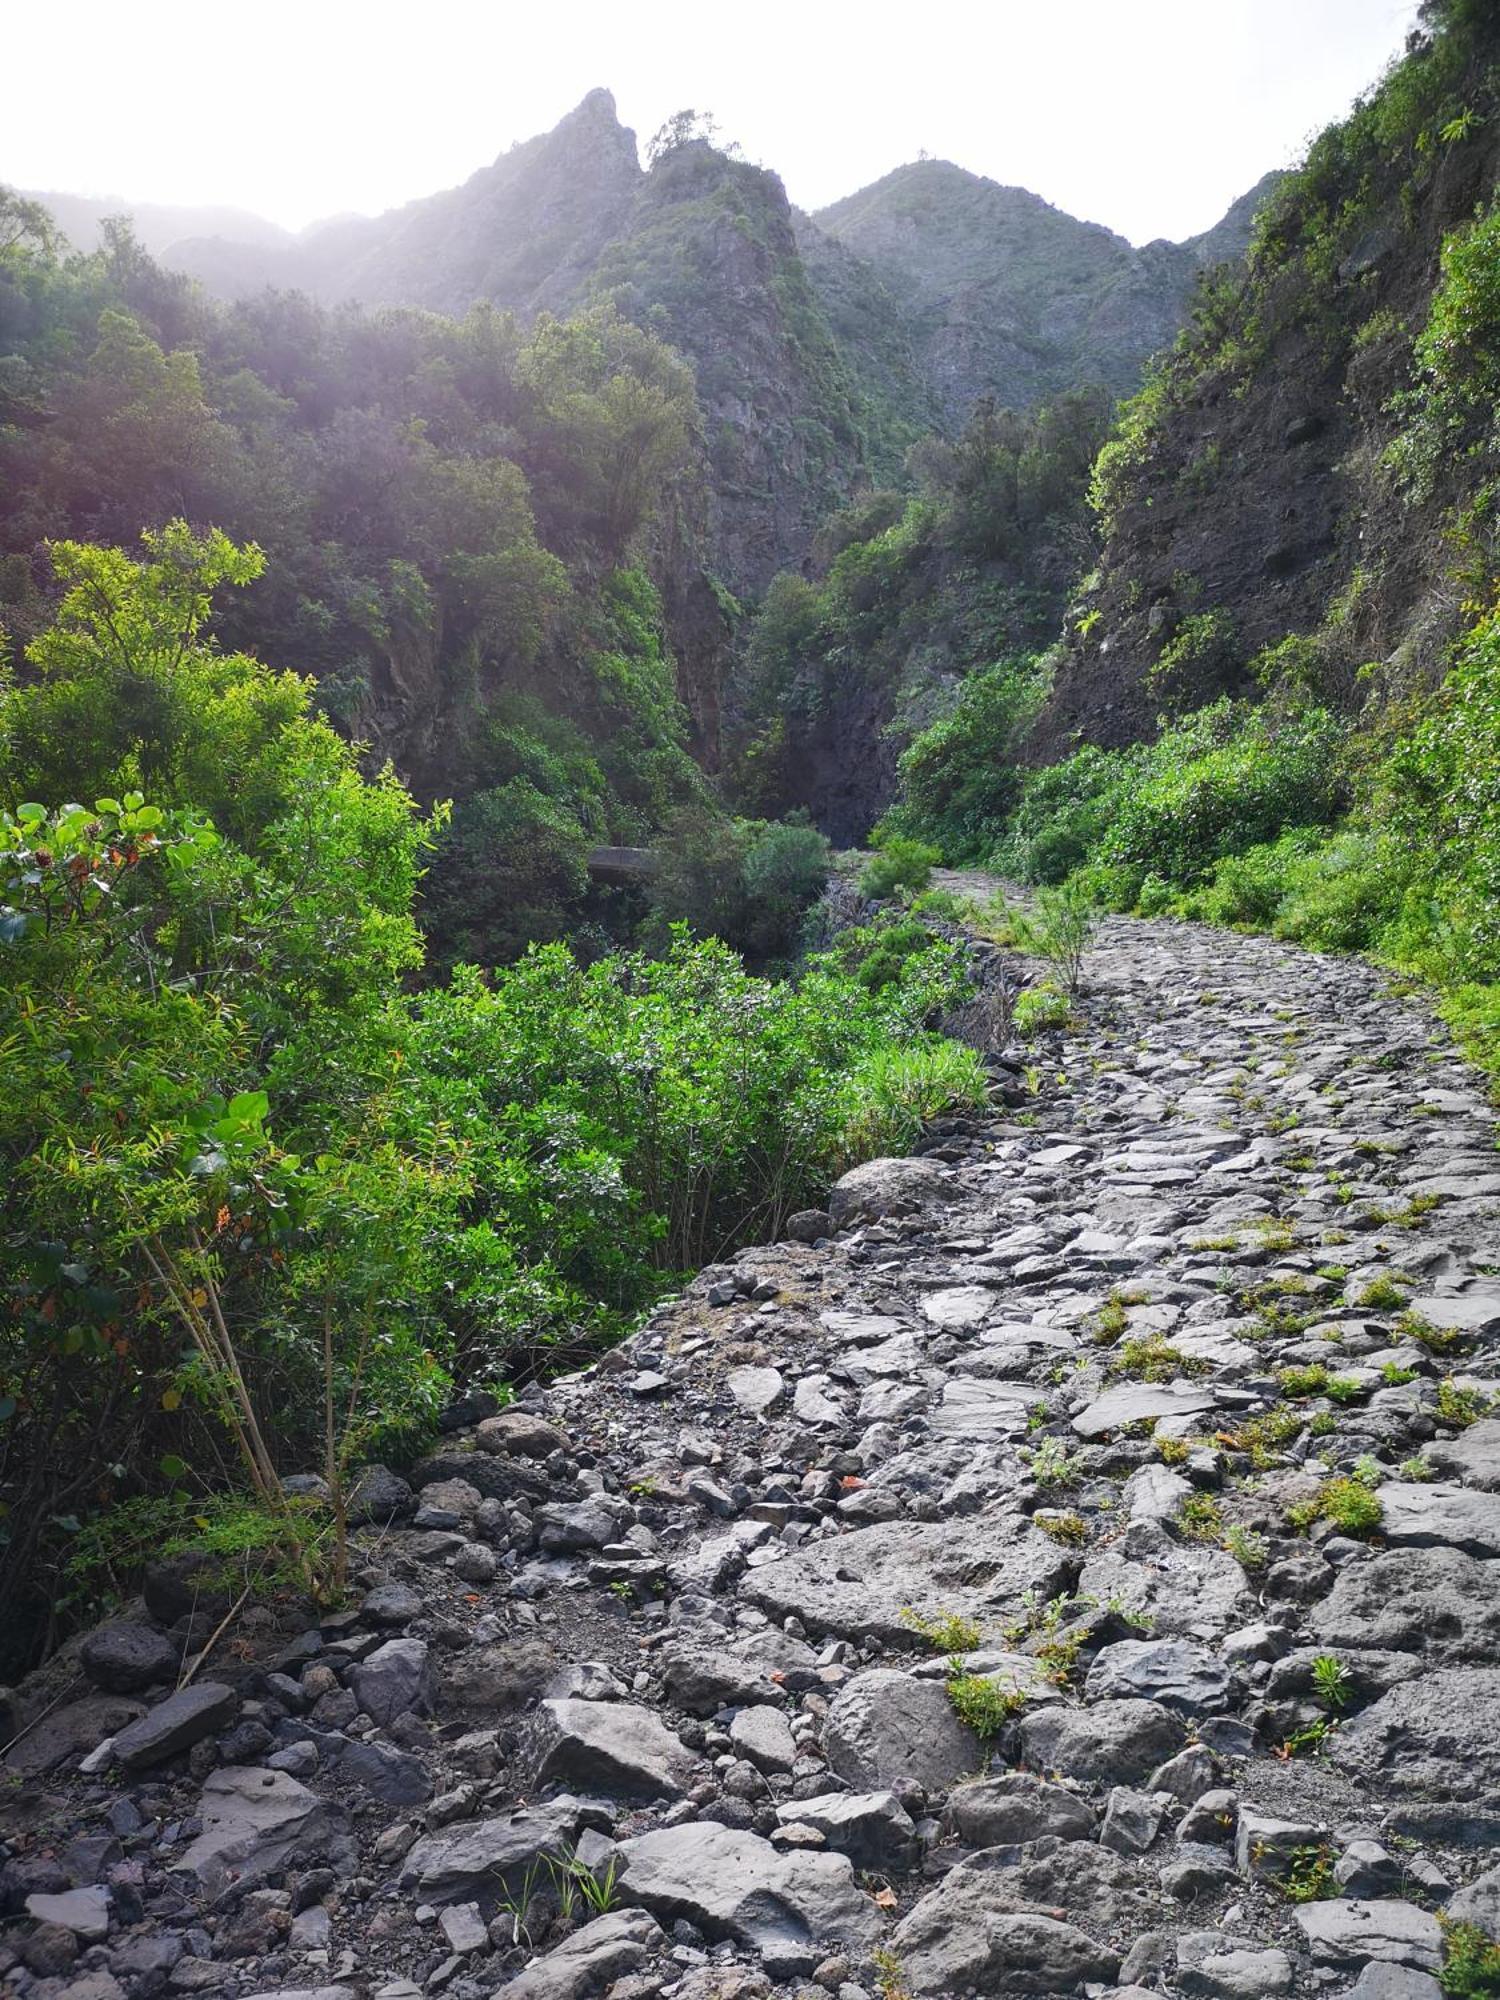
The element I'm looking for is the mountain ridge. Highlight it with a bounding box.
[25,99,1274,594]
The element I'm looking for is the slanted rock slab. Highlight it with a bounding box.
[615,1821,880,1973]
[492,1908,665,2000]
[741,1509,1070,1644]
[1295,1900,1442,1971]
[530,1699,695,1798]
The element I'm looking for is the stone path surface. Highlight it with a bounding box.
[8,908,1500,2000]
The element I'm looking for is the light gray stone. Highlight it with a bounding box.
[491,1909,665,2000]
[1016,1698,1185,1785]
[824,1669,983,1791]
[614,1822,880,1973]
[1376,1483,1500,1557]
[531,1699,694,1798]
[741,1510,1069,1645]
[1086,1638,1232,1714]
[111,1681,237,1772]
[1295,1900,1442,1971]
[178,1766,341,1894]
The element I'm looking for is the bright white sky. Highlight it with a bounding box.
[9,0,1421,245]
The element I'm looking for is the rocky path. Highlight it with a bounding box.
[9,908,1500,2000]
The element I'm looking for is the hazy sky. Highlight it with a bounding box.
[10,0,1422,245]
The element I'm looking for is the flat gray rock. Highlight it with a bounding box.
[112,1681,237,1772]
[945,1773,1096,1846]
[25,1885,111,1940]
[1376,1482,1500,1556]
[530,1699,694,1799]
[659,1647,788,1715]
[1294,1900,1442,1971]
[491,1909,664,2000]
[614,1822,880,1973]
[399,1801,582,1907]
[178,1767,341,1894]
[894,1870,1122,1996]
[824,1669,983,1791]
[1311,1546,1500,1659]
[1086,1638,1233,1714]
[1073,1382,1218,1439]
[741,1510,1070,1644]
[78,1620,177,1695]
[1332,1668,1500,1796]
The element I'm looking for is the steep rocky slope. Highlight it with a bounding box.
[8,900,1500,1998]
[1036,3,1500,758]
[811,163,1280,433]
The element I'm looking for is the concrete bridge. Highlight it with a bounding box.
[586,845,659,884]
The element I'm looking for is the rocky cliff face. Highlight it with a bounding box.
[811,162,1280,434]
[1034,9,1500,758]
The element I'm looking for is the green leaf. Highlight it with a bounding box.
[159,1454,189,1482]
[94,797,122,816]
[226,1090,270,1129]
[17,803,45,823]
[123,791,144,811]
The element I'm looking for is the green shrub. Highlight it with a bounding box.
[893,656,1045,861]
[861,835,941,900]
[1103,701,1346,887]
[1014,982,1072,1035]
[995,746,1141,884]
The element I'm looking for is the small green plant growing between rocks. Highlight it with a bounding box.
[1282,1844,1337,1900]
[1440,1921,1500,2000]
[901,1607,981,1653]
[1289,1477,1384,1539]
[1437,1379,1494,1428]
[1359,1275,1410,1309]
[1025,1437,1082,1489]
[1177,1493,1225,1542]
[873,1947,915,2000]
[1113,1337,1205,1383]
[1036,1510,1089,1545]
[1224,1524,1269,1571]
[946,1666,1028,1737]
[1312,1652,1352,1711]
[1015,983,1072,1036]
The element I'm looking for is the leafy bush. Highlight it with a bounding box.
[1014,983,1072,1035]
[995,746,1141,884]
[892,656,1045,860]
[1010,882,1096,993]
[861,835,941,900]
[1102,701,1347,886]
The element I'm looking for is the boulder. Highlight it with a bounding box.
[475,1409,569,1458]
[774,1790,918,1868]
[1015,1698,1185,1786]
[111,1682,237,1772]
[828,1157,952,1226]
[349,1638,432,1726]
[78,1621,177,1695]
[399,1801,583,1908]
[946,1773,1096,1846]
[530,1699,694,1798]
[1311,1546,1500,1659]
[614,1822,880,1973]
[893,1872,1121,1997]
[1086,1638,1232,1714]
[824,1669,983,1791]
[1331,1667,1500,1797]
[492,1909,665,2000]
